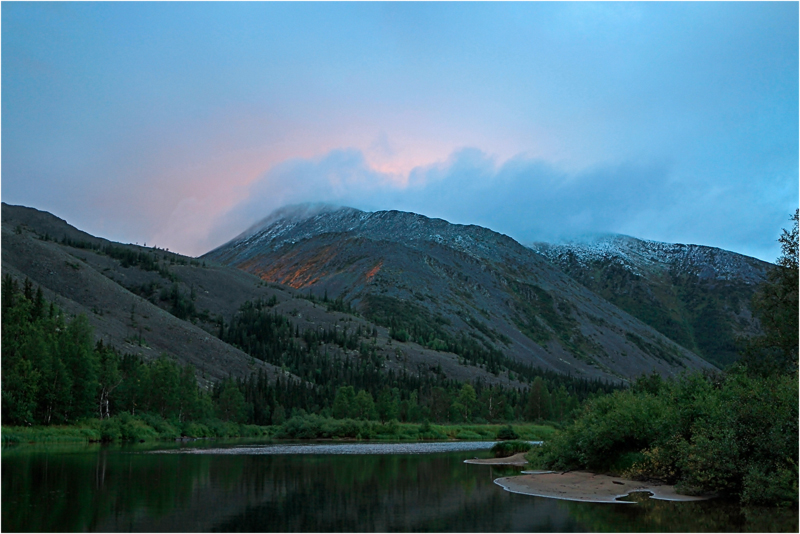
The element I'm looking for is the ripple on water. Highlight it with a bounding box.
[147,441,501,455]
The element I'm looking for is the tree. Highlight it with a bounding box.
[216,379,247,422]
[353,389,376,420]
[332,386,356,419]
[97,341,122,419]
[743,210,799,374]
[177,365,200,422]
[272,403,286,425]
[59,314,99,421]
[149,355,180,418]
[376,387,399,422]
[457,384,477,422]
[426,386,451,422]
[2,356,40,426]
[527,377,551,421]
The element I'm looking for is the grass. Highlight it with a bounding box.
[1,425,101,445]
[3,419,558,445]
[2,415,274,445]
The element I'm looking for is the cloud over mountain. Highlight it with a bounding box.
[209,147,790,262]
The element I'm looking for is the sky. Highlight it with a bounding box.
[2,2,798,262]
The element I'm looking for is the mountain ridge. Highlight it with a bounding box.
[204,205,720,382]
[1,202,532,389]
[527,234,769,367]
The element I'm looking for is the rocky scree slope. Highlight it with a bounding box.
[203,205,717,383]
[528,234,770,367]
[1,203,525,389]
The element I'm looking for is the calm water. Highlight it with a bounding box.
[3,440,797,532]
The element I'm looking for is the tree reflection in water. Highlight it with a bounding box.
[3,442,797,532]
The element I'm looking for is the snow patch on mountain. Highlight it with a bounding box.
[528,234,769,284]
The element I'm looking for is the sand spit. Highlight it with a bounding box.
[463,452,529,466]
[494,471,713,504]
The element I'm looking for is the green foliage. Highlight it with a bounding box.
[376,387,400,422]
[526,377,551,421]
[277,414,364,439]
[59,236,180,280]
[0,276,263,440]
[491,440,534,457]
[159,283,197,320]
[742,210,799,375]
[353,390,377,420]
[496,425,519,440]
[226,296,603,425]
[527,370,798,505]
[1,425,100,444]
[332,386,357,419]
[2,275,96,425]
[215,379,249,423]
[527,214,800,506]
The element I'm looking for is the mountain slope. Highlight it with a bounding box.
[1,203,527,389]
[528,235,769,367]
[203,205,717,382]
[2,205,285,385]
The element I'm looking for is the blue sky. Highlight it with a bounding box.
[3,2,797,261]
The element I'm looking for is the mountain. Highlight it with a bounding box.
[528,234,770,367]
[2,204,286,385]
[203,204,717,382]
[1,203,527,389]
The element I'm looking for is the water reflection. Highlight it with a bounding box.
[2,441,797,532]
[147,441,502,455]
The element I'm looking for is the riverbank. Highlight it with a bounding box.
[2,416,557,445]
[495,471,713,503]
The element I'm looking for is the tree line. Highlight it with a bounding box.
[2,275,613,429]
[220,295,615,425]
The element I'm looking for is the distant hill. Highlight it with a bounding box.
[203,204,717,382]
[528,234,769,367]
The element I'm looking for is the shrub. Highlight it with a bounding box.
[527,369,799,505]
[182,422,211,438]
[100,418,122,442]
[418,421,446,440]
[491,440,533,457]
[119,418,158,442]
[455,430,482,440]
[496,425,519,440]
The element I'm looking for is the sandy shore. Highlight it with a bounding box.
[494,471,712,503]
[463,452,529,466]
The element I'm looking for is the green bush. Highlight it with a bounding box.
[119,415,159,442]
[100,418,122,442]
[417,421,446,440]
[375,419,400,437]
[182,421,211,438]
[526,369,799,505]
[496,425,519,440]
[491,440,533,457]
[140,414,180,439]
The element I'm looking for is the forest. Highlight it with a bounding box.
[1,274,614,440]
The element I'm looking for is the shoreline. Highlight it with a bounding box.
[463,452,529,465]
[493,471,713,504]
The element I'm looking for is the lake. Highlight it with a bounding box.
[3,440,797,532]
